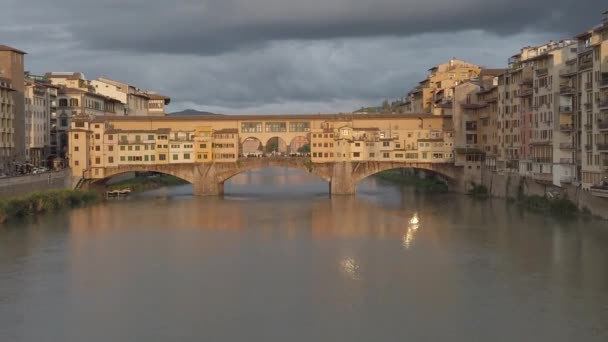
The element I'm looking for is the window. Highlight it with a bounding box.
[107,135,113,141]
[120,146,125,151]
[159,154,167,161]
[383,141,390,147]
[95,157,101,164]
[74,160,79,166]
[200,143,207,149]
[148,135,154,140]
[135,146,140,151]
[173,154,178,160]
[383,153,390,158]
[74,146,79,152]
[108,157,114,163]
[150,155,155,162]
[184,153,191,160]
[289,122,311,132]
[128,146,133,151]
[144,155,149,162]
[265,122,287,132]
[95,146,100,151]
[353,152,361,157]
[120,156,125,162]
[74,134,79,139]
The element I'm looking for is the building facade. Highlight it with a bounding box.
[0,77,15,174]
[0,45,26,165]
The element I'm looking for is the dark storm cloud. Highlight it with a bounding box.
[2,0,604,56]
[0,0,604,113]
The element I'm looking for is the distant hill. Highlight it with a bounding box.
[170,109,221,116]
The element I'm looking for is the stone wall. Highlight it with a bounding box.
[0,169,71,197]
[479,167,608,219]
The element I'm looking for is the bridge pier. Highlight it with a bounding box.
[193,179,224,196]
[329,162,356,196]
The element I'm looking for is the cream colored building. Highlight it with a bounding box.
[24,79,51,165]
[0,77,15,173]
[403,58,482,115]
[92,77,170,116]
[577,12,608,190]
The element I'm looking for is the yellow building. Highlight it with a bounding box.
[404,58,482,114]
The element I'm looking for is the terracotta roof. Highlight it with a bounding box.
[145,93,170,100]
[89,113,451,122]
[0,45,26,54]
[106,128,171,134]
[214,128,239,134]
[353,127,381,131]
[45,72,85,80]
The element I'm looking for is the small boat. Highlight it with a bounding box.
[106,189,132,199]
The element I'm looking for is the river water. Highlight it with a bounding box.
[1,168,608,341]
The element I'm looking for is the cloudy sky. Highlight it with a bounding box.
[1,0,605,113]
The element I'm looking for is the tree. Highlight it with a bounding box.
[297,144,310,154]
[265,138,279,153]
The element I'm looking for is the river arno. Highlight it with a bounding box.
[1,168,607,342]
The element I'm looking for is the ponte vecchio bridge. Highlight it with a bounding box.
[69,113,472,195]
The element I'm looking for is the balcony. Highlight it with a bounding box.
[584,144,593,151]
[597,143,608,152]
[585,82,593,91]
[560,176,574,184]
[600,77,608,89]
[559,124,574,132]
[535,68,548,77]
[579,61,593,71]
[599,100,608,110]
[559,158,574,164]
[559,68,577,77]
[584,102,593,111]
[559,105,573,114]
[584,123,593,130]
[559,85,576,95]
[519,88,533,97]
[559,142,574,149]
[598,120,608,130]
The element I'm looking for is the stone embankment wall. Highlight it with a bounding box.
[0,170,71,197]
[479,168,608,219]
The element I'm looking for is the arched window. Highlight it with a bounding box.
[69,98,79,107]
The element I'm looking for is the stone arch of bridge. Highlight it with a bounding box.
[91,164,196,186]
[240,136,264,156]
[350,162,460,189]
[213,159,332,184]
